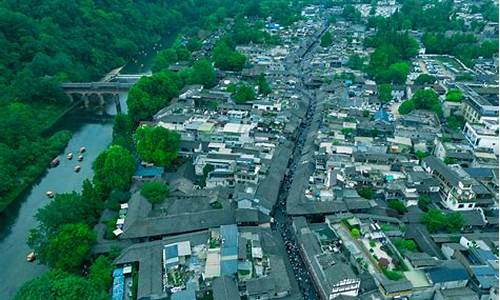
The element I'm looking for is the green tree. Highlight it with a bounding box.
[394,239,417,253]
[418,194,432,211]
[414,74,436,85]
[357,187,374,199]
[94,145,136,192]
[422,209,464,233]
[112,114,135,150]
[388,62,410,84]
[320,31,333,47]
[15,271,106,300]
[186,38,202,52]
[445,89,463,102]
[234,84,256,103]
[141,181,169,204]
[213,41,246,71]
[378,84,392,103]
[402,89,442,116]
[41,223,95,272]
[415,150,429,160]
[398,100,415,114]
[127,71,180,122]
[153,48,178,72]
[351,228,361,238]
[175,46,191,61]
[256,73,272,95]
[32,192,99,236]
[89,256,114,292]
[188,58,217,88]
[444,157,458,165]
[347,54,364,70]
[134,125,180,167]
[388,199,407,215]
[447,115,465,131]
[342,5,361,22]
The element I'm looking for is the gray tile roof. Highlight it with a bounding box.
[212,276,240,300]
[122,208,236,239]
[255,142,293,211]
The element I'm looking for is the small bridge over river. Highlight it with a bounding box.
[61,72,152,107]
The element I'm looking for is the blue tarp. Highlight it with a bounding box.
[112,268,125,300]
[135,165,164,178]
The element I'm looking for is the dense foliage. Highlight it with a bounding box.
[112,114,135,151]
[423,33,498,67]
[422,209,465,233]
[213,41,247,71]
[180,58,218,88]
[445,89,464,103]
[378,84,392,103]
[365,30,417,84]
[141,181,170,204]
[127,71,181,122]
[388,200,408,215]
[414,74,436,85]
[357,187,374,200]
[347,54,364,70]
[320,31,333,47]
[257,74,272,96]
[229,19,281,45]
[15,271,107,300]
[233,84,257,103]
[135,125,180,167]
[93,145,136,193]
[394,239,417,254]
[398,89,441,116]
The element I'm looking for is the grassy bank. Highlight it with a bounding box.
[0,103,73,213]
[0,130,72,213]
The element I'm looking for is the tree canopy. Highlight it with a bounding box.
[15,271,106,300]
[399,89,441,116]
[378,84,392,103]
[257,74,272,95]
[320,32,333,47]
[189,59,218,88]
[135,125,180,167]
[445,89,464,103]
[422,209,464,233]
[233,84,256,103]
[347,54,364,70]
[112,114,135,151]
[34,223,95,272]
[141,181,170,204]
[93,145,136,193]
[127,71,181,122]
[414,74,436,85]
[213,41,246,71]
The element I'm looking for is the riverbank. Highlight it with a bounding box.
[0,102,74,214]
[0,114,114,299]
[0,130,72,213]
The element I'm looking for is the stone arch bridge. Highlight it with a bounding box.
[60,73,150,108]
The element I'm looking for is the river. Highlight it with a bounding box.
[0,36,171,299]
[0,95,127,299]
